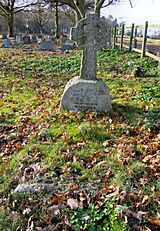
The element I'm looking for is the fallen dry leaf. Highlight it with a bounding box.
[67,198,79,209]
[146,216,160,227]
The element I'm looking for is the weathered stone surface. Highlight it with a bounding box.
[2,31,7,39]
[40,40,54,51]
[60,76,112,112]
[14,183,54,193]
[15,35,21,44]
[1,38,13,48]
[60,14,112,112]
[71,14,107,81]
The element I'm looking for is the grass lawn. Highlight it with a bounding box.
[0,48,160,230]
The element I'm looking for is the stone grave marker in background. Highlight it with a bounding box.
[22,32,31,44]
[37,37,43,44]
[2,32,7,39]
[31,34,37,43]
[60,34,68,45]
[39,40,54,51]
[60,14,112,112]
[60,35,69,52]
[61,39,76,53]
[37,34,44,44]
[15,34,21,44]
[1,38,14,48]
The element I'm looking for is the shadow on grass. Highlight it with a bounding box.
[109,102,147,124]
[109,103,160,132]
[112,102,143,114]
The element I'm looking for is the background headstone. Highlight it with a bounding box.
[39,40,54,51]
[60,34,68,45]
[1,38,13,48]
[15,35,21,44]
[37,38,43,44]
[37,34,44,44]
[31,34,37,42]
[61,39,76,53]
[61,44,70,53]
[23,32,31,44]
[2,32,7,39]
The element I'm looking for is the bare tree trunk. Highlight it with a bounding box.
[8,13,14,37]
[94,6,100,17]
[72,0,85,23]
[55,0,60,38]
[94,0,106,16]
[39,25,43,34]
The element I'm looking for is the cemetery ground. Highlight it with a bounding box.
[0,47,160,231]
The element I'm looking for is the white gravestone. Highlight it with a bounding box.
[60,14,112,112]
[16,35,21,44]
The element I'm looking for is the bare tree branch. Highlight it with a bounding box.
[128,0,133,8]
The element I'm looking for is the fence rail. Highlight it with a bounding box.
[112,22,160,64]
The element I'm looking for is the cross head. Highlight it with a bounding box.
[71,14,107,80]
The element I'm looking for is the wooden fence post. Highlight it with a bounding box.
[141,21,148,58]
[108,26,112,47]
[134,26,137,48]
[120,24,124,50]
[129,23,134,52]
[113,25,117,48]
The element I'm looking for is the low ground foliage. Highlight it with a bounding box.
[0,48,160,230]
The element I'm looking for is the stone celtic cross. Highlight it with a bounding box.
[71,13,107,80]
[60,13,112,112]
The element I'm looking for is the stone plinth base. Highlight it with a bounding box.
[60,76,112,112]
